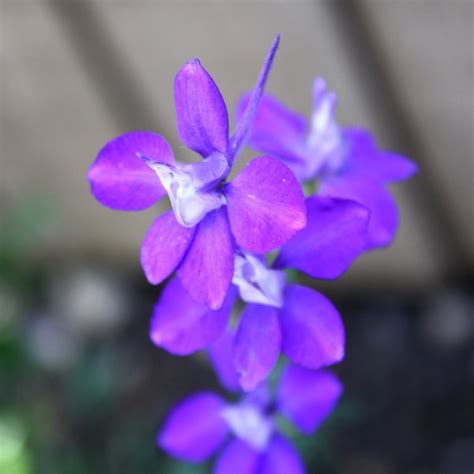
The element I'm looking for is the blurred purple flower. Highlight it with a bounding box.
[151,195,369,390]
[87,36,306,310]
[158,358,342,474]
[236,77,417,249]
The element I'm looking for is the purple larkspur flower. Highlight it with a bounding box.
[158,352,343,474]
[150,195,369,390]
[236,77,417,249]
[87,36,306,310]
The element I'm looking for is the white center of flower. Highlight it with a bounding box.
[232,252,286,308]
[142,152,229,227]
[305,77,346,177]
[221,403,273,451]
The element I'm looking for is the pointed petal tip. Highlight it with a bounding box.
[402,159,419,179]
[313,76,327,93]
[143,271,161,286]
[228,36,281,160]
[334,345,345,364]
[86,162,97,185]
[208,299,224,311]
[236,369,252,392]
[295,207,307,230]
[235,364,262,392]
[180,58,202,71]
[156,431,166,450]
[266,34,280,67]
[272,33,281,48]
[149,328,161,346]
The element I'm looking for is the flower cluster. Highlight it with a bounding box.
[88,36,305,311]
[159,330,343,474]
[88,35,416,473]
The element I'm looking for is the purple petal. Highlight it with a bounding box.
[277,366,343,434]
[229,35,281,160]
[235,93,308,169]
[208,329,241,392]
[214,439,260,474]
[279,285,344,369]
[150,278,235,355]
[174,59,228,157]
[88,131,174,210]
[177,208,234,310]
[343,128,418,183]
[158,392,228,462]
[319,177,398,249]
[141,211,195,285]
[275,196,369,279]
[234,304,282,391]
[225,156,306,254]
[260,435,305,474]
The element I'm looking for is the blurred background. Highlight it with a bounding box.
[1,1,473,473]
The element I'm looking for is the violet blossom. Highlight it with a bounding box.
[236,77,417,249]
[87,36,306,310]
[158,334,343,474]
[150,195,370,390]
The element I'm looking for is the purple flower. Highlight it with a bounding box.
[150,195,369,390]
[158,354,343,474]
[236,77,418,249]
[229,256,346,392]
[87,36,306,310]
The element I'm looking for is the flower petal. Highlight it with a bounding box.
[277,366,343,434]
[234,304,282,391]
[158,392,228,462]
[280,285,344,369]
[174,59,228,157]
[229,35,281,160]
[141,211,195,285]
[319,177,398,249]
[177,208,234,310]
[225,156,306,254]
[208,329,241,392]
[235,93,308,168]
[343,128,418,183]
[275,196,369,279]
[150,278,235,355]
[88,131,174,210]
[214,439,260,474]
[260,435,305,474]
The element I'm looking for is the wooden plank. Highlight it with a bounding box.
[359,0,474,265]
